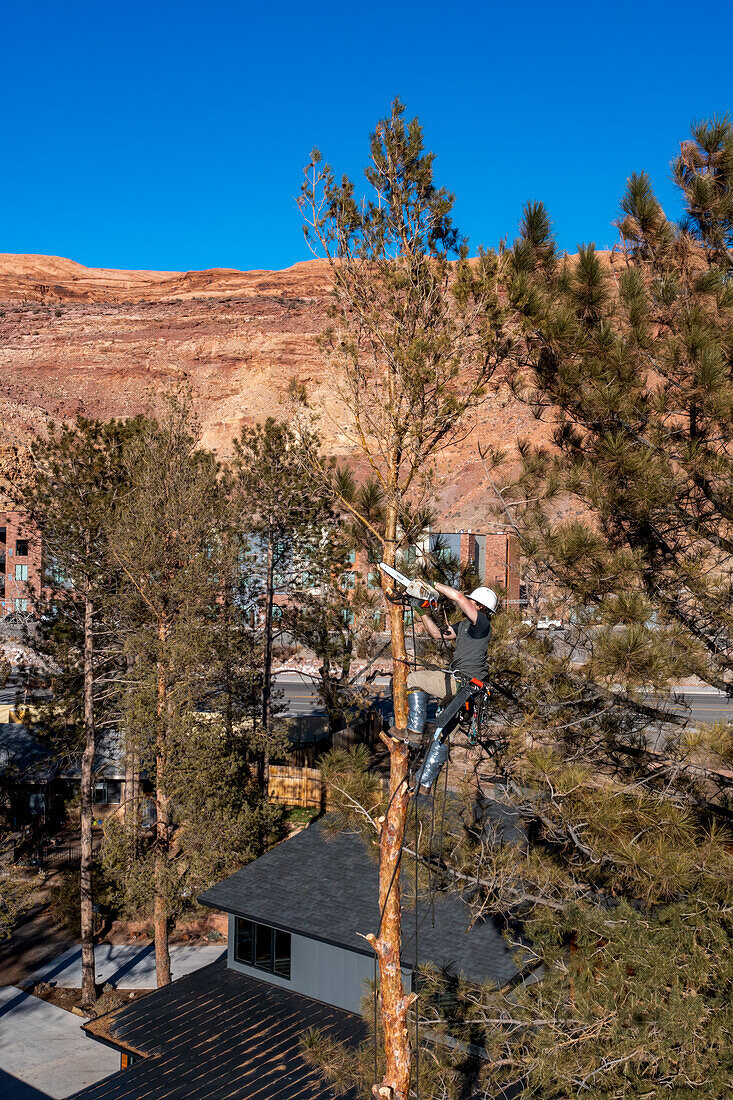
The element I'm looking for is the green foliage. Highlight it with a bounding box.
[505,116,733,695]
[305,115,733,1100]
[319,745,385,848]
[232,416,340,737]
[17,415,146,753]
[299,96,510,546]
[103,713,284,920]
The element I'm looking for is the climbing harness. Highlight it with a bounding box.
[412,675,492,792]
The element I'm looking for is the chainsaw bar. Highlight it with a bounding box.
[378,562,440,609]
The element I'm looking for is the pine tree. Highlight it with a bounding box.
[231,418,338,754]
[414,112,733,1098]
[107,397,230,986]
[299,98,508,1100]
[304,115,733,1100]
[18,417,140,1005]
[504,114,733,698]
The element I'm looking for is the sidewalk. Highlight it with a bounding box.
[31,944,226,989]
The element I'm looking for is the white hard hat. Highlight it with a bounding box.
[469,586,498,613]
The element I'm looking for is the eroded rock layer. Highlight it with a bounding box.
[0,254,541,527]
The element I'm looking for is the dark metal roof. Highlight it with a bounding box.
[73,958,364,1100]
[199,820,518,989]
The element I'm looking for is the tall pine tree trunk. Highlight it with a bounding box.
[123,654,140,858]
[80,593,97,1006]
[154,622,171,987]
[124,745,139,856]
[262,532,274,734]
[260,532,275,785]
[367,518,414,1100]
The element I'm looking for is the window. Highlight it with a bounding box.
[340,571,356,591]
[367,572,378,589]
[106,779,122,804]
[15,564,28,582]
[93,779,122,804]
[15,540,28,557]
[0,576,4,598]
[14,598,27,612]
[234,917,291,980]
[347,549,356,565]
[0,528,5,545]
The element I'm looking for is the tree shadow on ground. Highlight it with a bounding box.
[0,1067,51,1099]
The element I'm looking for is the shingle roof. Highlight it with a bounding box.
[199,820,517,989]
[0,722,56,780]
[0,723,128,781]
[72,958,364,1100]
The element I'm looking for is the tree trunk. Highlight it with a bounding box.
[123,655,139,856]
[123,745,139,855]
[368,521,414,1100]
[262,532,275,737]
[154,623,171,988]
[80,593,97,1006]
[259,531,275,787]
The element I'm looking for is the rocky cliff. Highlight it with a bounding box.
[0,253,543,528]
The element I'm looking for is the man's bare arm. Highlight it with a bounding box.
[434,582,479,624]
[417,610,456,641]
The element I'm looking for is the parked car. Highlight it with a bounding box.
[521,615,564,630]
[537,615,563,629]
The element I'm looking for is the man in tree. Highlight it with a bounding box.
[299,98,508,1098]
[400,583,498,744]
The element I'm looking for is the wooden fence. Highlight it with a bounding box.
[268,765,324,809]
[269,708,386,809]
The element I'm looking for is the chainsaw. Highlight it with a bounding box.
[378,562,440,611]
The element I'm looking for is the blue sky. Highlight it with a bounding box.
[2,0,731,272]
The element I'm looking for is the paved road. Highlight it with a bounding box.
[645,691,733,725]
[272,673,327,717]
[275,671,732,720]
[273,672,394,724]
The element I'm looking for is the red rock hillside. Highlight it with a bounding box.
[0,253,545,528]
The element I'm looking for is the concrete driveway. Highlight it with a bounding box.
[31,944,226,988]
[0,985,118,1099]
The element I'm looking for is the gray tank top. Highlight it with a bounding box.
[451,610,491,680]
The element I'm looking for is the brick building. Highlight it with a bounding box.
[428,529,521,605]
[0,509,42,617]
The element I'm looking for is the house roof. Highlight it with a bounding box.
[0,722,55,781]
[0,722,129,782]
[73,958,364,1100]
[199,819,518,989]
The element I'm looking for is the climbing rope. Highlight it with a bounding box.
[372,789,420,1097]
[414,777,420,1100]
[369,585,496,1098]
